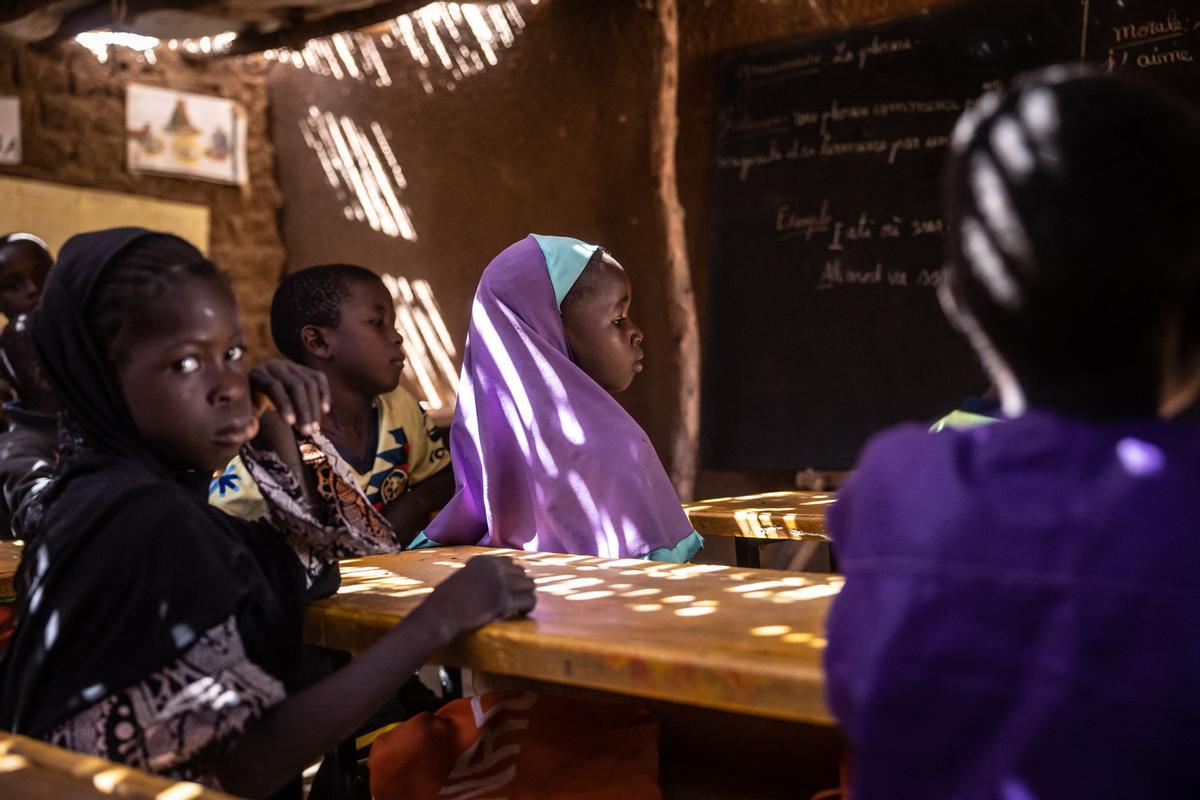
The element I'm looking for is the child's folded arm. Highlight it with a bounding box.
[239,431,404,587]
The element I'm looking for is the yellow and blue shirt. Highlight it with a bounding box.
[210,387,450,520]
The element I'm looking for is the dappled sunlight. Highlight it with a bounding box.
[750,626,829,650]
[499,302,585,446]
[0,733,219,797]
[685,491,834,541]
[339,564,436,599]
[314,549,835,723]
[330,550,842,650]
[0,753,27,773]
[265,2,537,94]
[300,107,417,241]
[381,274,459,411]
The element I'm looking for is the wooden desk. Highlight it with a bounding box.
[684,491,835,567]
[0,732,238,799]
[0,540,21,599]
[305,547,841,726]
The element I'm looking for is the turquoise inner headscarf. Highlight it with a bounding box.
[531,234,599,308]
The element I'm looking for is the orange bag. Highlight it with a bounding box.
[369,691,662,800]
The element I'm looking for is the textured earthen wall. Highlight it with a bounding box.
[0,40,284,357]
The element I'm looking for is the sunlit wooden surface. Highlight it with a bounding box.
[0,732,239,799]
[304,547,841,725]
[0,540,21,598]
[684,491,834,541]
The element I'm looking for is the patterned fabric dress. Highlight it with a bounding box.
[210,386,450,520]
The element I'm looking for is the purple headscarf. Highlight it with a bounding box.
[423,235,695,558]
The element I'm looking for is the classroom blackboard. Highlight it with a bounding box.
[704,0,1200,471]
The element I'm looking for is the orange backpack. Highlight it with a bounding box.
[369,691,662,800]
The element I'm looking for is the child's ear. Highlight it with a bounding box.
[301,325,334,361]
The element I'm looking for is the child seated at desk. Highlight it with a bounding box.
[0,228,535,795]
[0,234,50,329]
[210,264,454,545]
[824,70,1200,797]
[0,314,59,539]
[419,235,701,561]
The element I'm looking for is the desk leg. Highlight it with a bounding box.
[734,539,761,568]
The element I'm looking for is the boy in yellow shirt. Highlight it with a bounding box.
[211,264,453,544]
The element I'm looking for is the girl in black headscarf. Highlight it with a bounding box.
[0,228,535,797]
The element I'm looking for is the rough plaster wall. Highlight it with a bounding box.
[269,0,957,492]
[0,40,285,358]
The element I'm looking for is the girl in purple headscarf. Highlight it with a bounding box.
[825,70,1200,798]
[418,235,702,561]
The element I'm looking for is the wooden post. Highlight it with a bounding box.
[652,0,700,501]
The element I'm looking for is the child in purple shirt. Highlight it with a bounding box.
[825,69,1200,798]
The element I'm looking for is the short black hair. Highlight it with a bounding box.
[88,234,223,364]
[943,68,1200,417]
[271,263,383,363]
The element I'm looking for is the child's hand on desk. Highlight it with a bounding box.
[417,556,537,641]
[248,359,331,437]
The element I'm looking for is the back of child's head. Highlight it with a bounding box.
[943,68,1200,418]
[270,263,382,364]
[87,234,222,365]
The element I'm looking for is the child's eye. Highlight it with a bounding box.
[174,356,201,374]
[226,345,245,362]
[613,317,627,327]
[369,319,385,328]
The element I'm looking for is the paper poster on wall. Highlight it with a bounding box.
[0,97,20,165]
[126,84,247,185]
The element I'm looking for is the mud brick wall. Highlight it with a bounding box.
[0,39,283,357]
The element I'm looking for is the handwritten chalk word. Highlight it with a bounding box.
[1111,12,1185,45]
[738,51,824,80]
[1136,46,1194,68]
[818,259,882,289]
[716,139,784,180]
[776,199,832,241]
[871,98,961,117]
[726,113,791,137]
[830,36,917,71]
[812,260,943,292]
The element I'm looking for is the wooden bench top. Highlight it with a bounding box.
[304,547,841,725]
[0,731,239,799]
[0,540,21,599]
[685,491,835,541]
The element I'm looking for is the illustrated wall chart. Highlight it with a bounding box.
[126,83,247,185]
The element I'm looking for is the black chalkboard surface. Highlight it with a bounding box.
[704,0,1200,471]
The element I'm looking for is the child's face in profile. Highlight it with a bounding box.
[324,278,406,398]
[0,241,49,319]
[562,259,645,393]
[113,274,254,472]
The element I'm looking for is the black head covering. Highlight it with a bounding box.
[33,227,165,463]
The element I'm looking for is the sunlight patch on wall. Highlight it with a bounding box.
[382,274,460,411]
[264,1,537,93]
[300,106,417,241]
